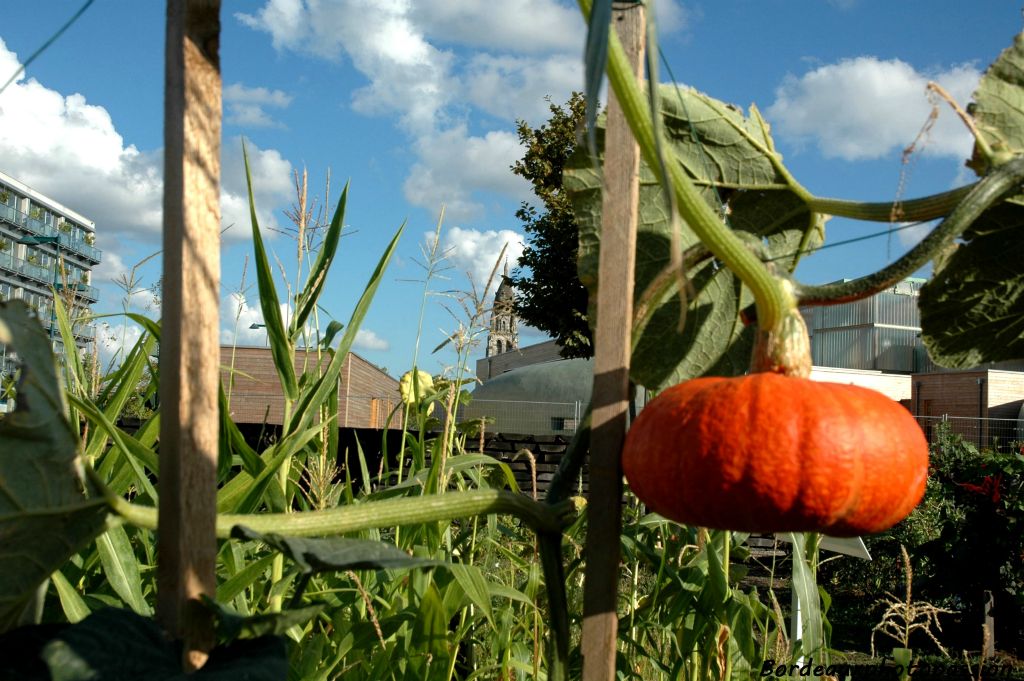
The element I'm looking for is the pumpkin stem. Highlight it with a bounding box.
[750,279,812,378]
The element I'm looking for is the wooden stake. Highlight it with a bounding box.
[157,0,222,670]
[581,4,645,680]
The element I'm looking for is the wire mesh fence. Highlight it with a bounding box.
[915,415,1024,452]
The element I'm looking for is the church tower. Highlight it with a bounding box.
[486,260,518,357]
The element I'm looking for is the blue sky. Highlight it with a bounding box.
[0,1,1017,378]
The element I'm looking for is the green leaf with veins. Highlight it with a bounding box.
[921,33,1024,368]
[31,608,288,681]
[967,32,1024,175]
[0,301,109,633]
[564,85,824,389]
[920,201,1024,368]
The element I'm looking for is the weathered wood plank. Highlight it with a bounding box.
[581,4,645,680]
[157,0,222,670]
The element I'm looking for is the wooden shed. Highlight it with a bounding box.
[220,345,402,429]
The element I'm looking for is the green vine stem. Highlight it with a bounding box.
[579,0,793,334]
[808,185,974,222]
[104,487,577,538]
[796,155,1024,305]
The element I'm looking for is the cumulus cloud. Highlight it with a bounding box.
[354,329,390,351]
[409,0,582,53]
[236,1,587,218]
[224,83,293,128]
[463,53,581,125]
[767,57,980,161]
[428,226,525,291]
[405,127,528,222]
[0,37,295,278]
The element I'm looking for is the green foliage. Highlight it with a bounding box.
[821,425,1024,654]
[920,34,1024,368]
[564,85,824,389]
[0,608,287,681]
[0,301,108,631]
[509,92,595,359]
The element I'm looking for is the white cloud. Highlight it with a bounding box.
[404,127,528,222]
[92,251,131,284]
[237,1,455,134]
[236,2,581,218]
[224,83,293,128]
[221,136,294,238]
[463,53,581,125]
[410,0,582,53]
[0,39,295,279]
[354,328,390,351]
[767,57,980,161]
[429,226,525,291]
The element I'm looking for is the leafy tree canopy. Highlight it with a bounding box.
[509,92,594,359]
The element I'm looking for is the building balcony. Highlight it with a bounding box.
[0,204,101,264]
[56,231,102,264]
[0,250,52,284]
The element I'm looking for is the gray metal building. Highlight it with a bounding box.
[800,278,930,374]
[0,170,101,408]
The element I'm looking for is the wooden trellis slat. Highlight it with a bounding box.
[581,4,645,680]
[157,0,222,670]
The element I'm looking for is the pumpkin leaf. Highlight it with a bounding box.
[0,301,109,633]
[919,201,1024,367]
[29,608,287,681]
[565,85,823,389]
[967,32,1024,175]
[918,32,1024,368]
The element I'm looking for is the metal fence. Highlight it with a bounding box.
[914,415,1024,451]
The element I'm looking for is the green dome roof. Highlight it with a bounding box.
[472,358,593,404]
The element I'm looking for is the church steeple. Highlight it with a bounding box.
[486,259,518,357]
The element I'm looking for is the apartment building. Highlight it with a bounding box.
[0,170,102,394]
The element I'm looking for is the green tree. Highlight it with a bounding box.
[509,92,593,359]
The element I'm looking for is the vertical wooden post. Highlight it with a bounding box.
[982,590,995,659]
[581,4,645,680]
[158,0,222,670]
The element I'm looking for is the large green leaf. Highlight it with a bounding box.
[920,201,1024,367]
[0,302,109,633]
[22,609,287,681]
[564,85,824,389]
[918,33,1024,368]
[967,32,1024,174]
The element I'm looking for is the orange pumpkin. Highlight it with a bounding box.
[622,372,929,536]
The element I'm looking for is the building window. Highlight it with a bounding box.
[551,417,577,432]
